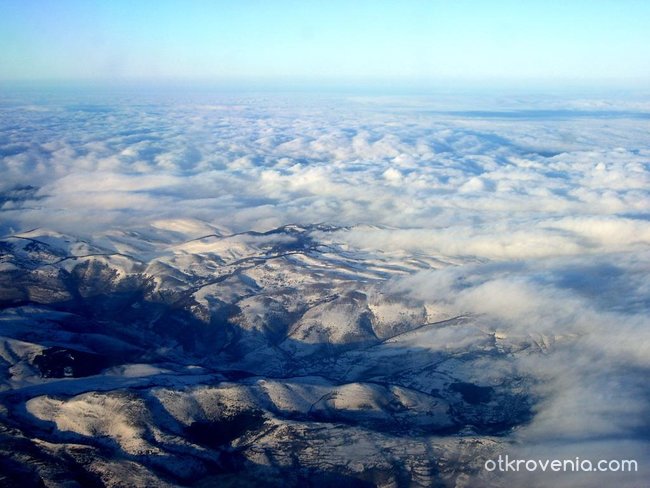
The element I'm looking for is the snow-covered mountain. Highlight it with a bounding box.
[0,222,536,487]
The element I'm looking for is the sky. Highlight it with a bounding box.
[1,0,649,86]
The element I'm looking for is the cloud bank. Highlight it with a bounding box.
[1,90,648,249]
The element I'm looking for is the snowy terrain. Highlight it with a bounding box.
[1,90,649,486]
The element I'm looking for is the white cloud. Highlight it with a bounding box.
[1,93,648,240]
[382,167,403,183]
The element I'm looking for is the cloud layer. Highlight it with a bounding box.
[1,91,649,250]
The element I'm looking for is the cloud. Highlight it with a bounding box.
[1,93,649,239]
[324,217,650,262]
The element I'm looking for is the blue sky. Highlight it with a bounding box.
[1,0,649,86]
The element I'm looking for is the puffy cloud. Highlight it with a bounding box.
[0,92,648,237]
[382,167,403,184]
